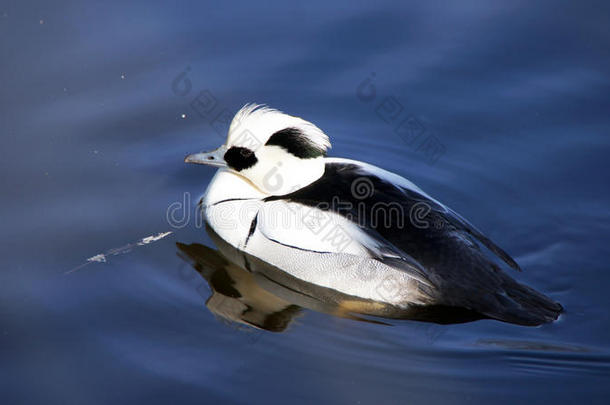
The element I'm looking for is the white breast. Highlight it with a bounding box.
[201,169,266,249]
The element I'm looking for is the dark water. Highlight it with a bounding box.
[2,1,610,403]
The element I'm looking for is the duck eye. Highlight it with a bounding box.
[224,146,258,171]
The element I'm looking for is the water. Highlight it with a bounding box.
[2,1,609,403]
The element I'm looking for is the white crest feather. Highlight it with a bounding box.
[226,103,331,153]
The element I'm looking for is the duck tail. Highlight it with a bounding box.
[484,280,563,326]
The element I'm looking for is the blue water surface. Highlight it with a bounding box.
[1,1,609,404]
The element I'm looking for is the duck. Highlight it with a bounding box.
[184,104,562,326]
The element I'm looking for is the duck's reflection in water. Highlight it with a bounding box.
[177,227,484,333]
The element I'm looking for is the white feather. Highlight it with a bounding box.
[227,103,330,153]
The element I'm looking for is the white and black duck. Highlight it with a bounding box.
[184,104,562,326]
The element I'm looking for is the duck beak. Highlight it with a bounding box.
[184,145,227,167]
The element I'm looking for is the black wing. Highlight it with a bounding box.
[267,161,519,272]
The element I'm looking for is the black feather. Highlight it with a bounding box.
[265,127,326,159]
[224,146,258,171]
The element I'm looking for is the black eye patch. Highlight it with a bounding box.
[224,146,258,171]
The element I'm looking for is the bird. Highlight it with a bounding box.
[184,103,562,326]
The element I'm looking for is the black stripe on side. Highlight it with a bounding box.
[244,213,258,248]
[208,197,258,207]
